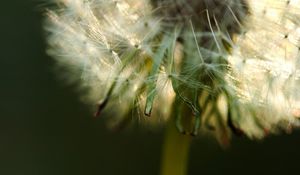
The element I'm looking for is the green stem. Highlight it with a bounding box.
[160,120,191,175]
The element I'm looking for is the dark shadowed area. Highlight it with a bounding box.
[0,1,299,175]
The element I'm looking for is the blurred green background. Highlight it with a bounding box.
[1,1,300,175]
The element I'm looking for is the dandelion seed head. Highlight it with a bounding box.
[45,0,300,144]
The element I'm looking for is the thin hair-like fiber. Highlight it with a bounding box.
[44,0,300,144]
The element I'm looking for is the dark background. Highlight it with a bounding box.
[1,1,300,175]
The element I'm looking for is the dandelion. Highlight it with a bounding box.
[44,0,300,175]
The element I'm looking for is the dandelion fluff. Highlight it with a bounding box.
[45,0,300,144]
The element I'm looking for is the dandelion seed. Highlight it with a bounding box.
[45,0,300,144]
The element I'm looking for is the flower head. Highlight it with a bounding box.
[45,0,300,144]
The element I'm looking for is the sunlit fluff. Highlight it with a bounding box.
[45,0,300,144]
